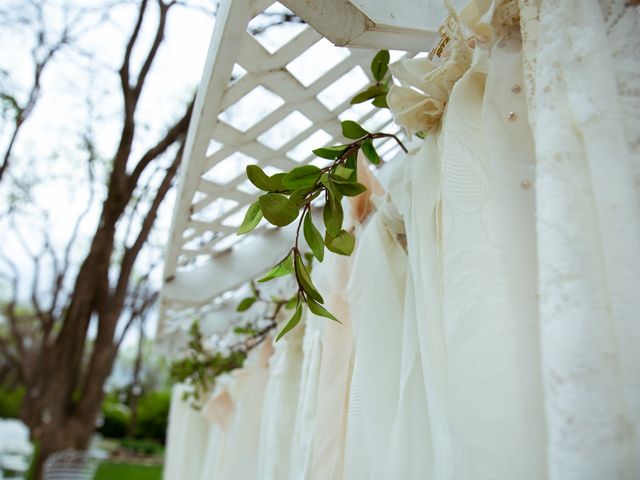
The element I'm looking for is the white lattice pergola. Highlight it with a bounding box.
[159,0,464,345]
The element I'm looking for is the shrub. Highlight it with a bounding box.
[120,437,164,455]
[0,387,25,418]
[134,390,170,443]
[99,401,130,439]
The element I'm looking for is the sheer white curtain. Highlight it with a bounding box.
[257,321,304,480]
[343,197,408,479]
[164,384,210,480]
[387,2,547,478]
[288,268,326,479]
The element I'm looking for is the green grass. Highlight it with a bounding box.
[94,461,162,480]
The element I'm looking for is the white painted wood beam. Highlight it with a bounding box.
[280,0,468,51]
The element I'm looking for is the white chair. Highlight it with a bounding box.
[42,449,97,480]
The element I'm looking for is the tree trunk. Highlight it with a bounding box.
[21,201,126,479]
[28,415,95,480]
[22,340,118,479]
[128,318,145,438]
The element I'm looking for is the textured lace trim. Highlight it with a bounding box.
[387,0,472,134]
[388,0,525,135]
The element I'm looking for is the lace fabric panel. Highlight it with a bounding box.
[526,1,640,478]
[517,0,540,123]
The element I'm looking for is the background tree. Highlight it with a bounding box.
[0,0,205,475]
[0,0,302,476]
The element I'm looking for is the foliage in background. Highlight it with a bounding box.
[119,438,165,456]
[134,391,171,443]
[98,390,170,444]
[0,386,24,418]
[99,396,130,439]
[0,0,200,474]
[169,322,247,404]
[238,50,404,339]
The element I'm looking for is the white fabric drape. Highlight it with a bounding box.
[164,384,210,480]
[387,2,547,478]
[520,1,640,478]
[206,341,272,480]
[343,197,408,479]
[288,265,327,480]
[168,2,640,479]
[257,320,304,480]
[309,253,354,480]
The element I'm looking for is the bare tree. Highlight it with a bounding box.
[0,0,304,475]
[0,0,197,475]
[0,0,121,184]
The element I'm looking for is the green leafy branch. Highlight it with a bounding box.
[170,281,299,403]
[169,322,246,404]
[237,50,404,340]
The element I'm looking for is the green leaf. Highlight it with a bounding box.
[325,229,355,256]
[246,165,276,191]
[313,145,348,160]
[237,201,263,235]
[276,303,303,342]
[269,172,289,192]
[303,211,324,262]
[323,191,343,237]
[295,253,323,303]
[371,50,390,81]
[303,252,314,268]
[321,174,343,202]
[361,139,381,165]
[290,187,320,206]
[236,296,256,312]
[285,296,298,310]
[333,165,355,181]
[351,84,387,104]
[345,150,358,170]
[234,325,258,335]
[307,297,340,323]
[259,193,299,227]
[372,94,389,109]
[282,165,322,189]
[289,187,311,206]
[258,253,294,283]
[341,120,369,140]
[334,181,367,197]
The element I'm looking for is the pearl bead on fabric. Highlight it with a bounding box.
[507,111,517,121]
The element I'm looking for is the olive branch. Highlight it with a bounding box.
[237,50,406,340]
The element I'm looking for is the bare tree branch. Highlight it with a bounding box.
[119,0,148,93]
[53,119,99,320]
[115,142,184,309]
[0,2,72,183]
[128,100,193,188]
[133,0,171,97]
